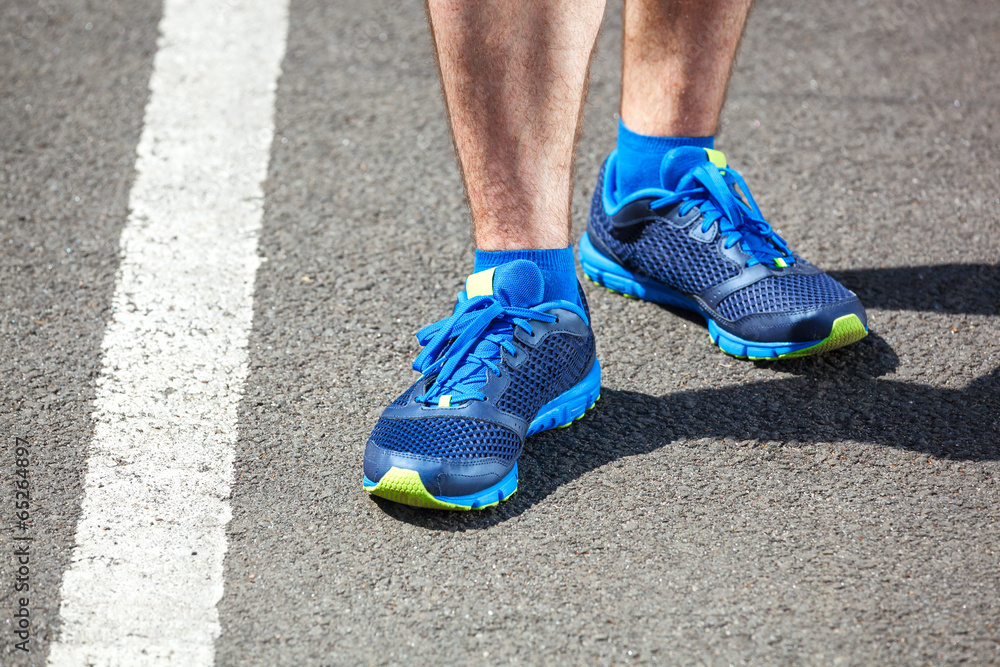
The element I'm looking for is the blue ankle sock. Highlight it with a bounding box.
[473,246,580,306]
[615,119,715,196]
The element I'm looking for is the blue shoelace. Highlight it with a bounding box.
[651,161,794,267]
[412,294,555,406]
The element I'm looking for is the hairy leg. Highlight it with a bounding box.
[426,0,606,250]
[621,0,754,137]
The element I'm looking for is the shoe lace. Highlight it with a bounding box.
[650,161,794,267]
[412,293,555,406]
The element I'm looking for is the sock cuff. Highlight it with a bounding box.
[617,118,715,153]
[474,246,576,273]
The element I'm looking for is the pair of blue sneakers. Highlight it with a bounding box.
[363,147,868,510]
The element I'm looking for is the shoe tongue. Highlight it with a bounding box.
[658,146,711,191]
[465,259,544,308]
[440,259,543,395]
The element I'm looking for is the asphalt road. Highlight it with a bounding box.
[2,0,999,664]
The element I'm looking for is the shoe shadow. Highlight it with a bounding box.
[373,331,1000,530]
[373,263,999,529]
[828,264,999,316]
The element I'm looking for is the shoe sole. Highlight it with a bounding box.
[579,232,867,360]
[363,359,602,511]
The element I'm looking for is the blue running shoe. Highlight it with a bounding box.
[580,147,868,359]
[363,259,600,510]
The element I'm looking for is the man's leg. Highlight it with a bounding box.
[621,0,752,137]
[427,0,606,251]
[578,0,869,359]
[614,0,752,195]
[362,1,605,511]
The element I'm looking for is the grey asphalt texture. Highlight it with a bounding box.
[2,0,999,665]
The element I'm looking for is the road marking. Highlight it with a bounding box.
[48,0,288,663]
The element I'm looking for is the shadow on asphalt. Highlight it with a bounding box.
[829,264,1000,316]
[373,336,999,530]
[372,264,1000,529]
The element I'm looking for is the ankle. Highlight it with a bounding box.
[473,246,580,306]
[614,118,714,196]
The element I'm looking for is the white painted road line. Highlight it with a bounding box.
[48,0,288,664]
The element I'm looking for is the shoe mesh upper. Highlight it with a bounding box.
[627,225,741,294]
[588,167,740,294]
[496,331,595,418]
[371,329,594,462]
[715,273,852,321]
[369,417,522,462]
[391,384,415,406]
